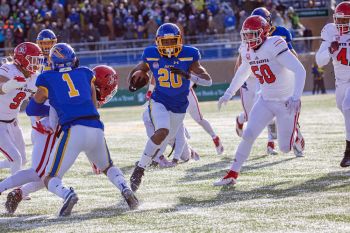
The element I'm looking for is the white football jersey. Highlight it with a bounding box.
[240,36,294,101]
[0,63,37,120]
[320,23,350,84]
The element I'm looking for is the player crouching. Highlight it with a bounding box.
[27,43,138,216]
[215,16,306,186]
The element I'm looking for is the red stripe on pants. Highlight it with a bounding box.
[35,133,52,173]
[0,147,13,162]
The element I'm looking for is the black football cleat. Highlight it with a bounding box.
[5,188,23,214]
[122,188,139,210]
[130,166,144,192]
[340,152,350,167]
[59,188,78,217]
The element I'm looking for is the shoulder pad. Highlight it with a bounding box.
[321,23,338,42]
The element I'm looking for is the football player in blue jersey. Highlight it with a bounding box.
[27,43,138,216]
[36,29,57,71]
[128,23,212,192]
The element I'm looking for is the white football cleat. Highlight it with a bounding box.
[293,124,305,157]
[235,116,243,137]
[155,155,173,168]
[213,170,238,186]
[267,141,278,155]
[213,136,224,155]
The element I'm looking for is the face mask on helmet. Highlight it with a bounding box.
[37,39,57,56]
[156,35,182,58]
[25,54,45,74]
[334,14,350,35]
[241,28,264,49]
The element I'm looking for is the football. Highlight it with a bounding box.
[129,70,150,92]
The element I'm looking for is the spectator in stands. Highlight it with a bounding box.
[98,18,109,49]
[144,15,158,39]
[85,23,100,50]
[224,12,236,33]
[303,27,313,52]
[0,0,10,19]
[13,26,24,46]
[312,62,326,95]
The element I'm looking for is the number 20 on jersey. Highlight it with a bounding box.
[158,68,182,88]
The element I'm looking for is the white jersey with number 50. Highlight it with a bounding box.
[319,23,350,85]
[0,63,37,120]
[240,36,295,101]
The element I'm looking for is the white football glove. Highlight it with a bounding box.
[1,76,27,93]
[285,97,301,114]
[218,93,232,110]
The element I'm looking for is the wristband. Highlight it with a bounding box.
[190,74,212,86]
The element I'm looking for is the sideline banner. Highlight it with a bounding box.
[102,83,230,108]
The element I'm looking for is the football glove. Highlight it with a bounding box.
[329,41,339,54]
[218,93,232,110]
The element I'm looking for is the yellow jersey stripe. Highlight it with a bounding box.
[179,57,193,61]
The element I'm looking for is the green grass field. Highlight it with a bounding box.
[1,94,350,233]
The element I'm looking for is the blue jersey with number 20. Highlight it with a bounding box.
[142,45,201,113]
[35,67,102,129]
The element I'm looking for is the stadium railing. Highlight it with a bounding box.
[75,36,321,67]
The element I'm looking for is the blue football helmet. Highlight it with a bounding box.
[50,43,76,70]
[251,7,272,25]
[156,23,182,57]
[36,29,57,56]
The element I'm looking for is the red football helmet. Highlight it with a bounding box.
[334,2,350,35]
[93,65,119,105]
[14,42,44,74]
[240,15,270,49]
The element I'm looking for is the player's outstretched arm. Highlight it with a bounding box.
[26,87,49,116]
[0,75,26,95]
[91,82,98,107]
[218,60,251,110]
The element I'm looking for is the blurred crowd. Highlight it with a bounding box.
[0,0,325,53]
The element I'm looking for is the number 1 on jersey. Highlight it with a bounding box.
[62,73,80,97]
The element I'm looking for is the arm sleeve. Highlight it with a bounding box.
[276,50,306,100]
[224,60,252,96]
[35,74,47,88]
[315,41,331,67]
[192,48,201,62]
[26,98,49,116]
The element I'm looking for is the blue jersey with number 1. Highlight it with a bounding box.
[35,67,102,129]
[142,45,201,113]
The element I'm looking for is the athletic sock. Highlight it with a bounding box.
[106,167,128,191]
[0,168,40,193]
[138,139,161,168]
[47,177,71,199]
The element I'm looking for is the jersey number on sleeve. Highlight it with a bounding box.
[9,92,26,109]
[336,48,348,65]
[62,73,80,97]
[251,64,276,84]
[158,68,182,88]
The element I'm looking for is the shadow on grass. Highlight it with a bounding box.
[178,156,296,183]
[161,170,350,213]
[0,204,128,232]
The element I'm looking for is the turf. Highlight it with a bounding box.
[1,94,349,233]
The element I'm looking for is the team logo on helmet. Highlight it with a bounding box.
[17,45,26,54]
[52,47,65,59]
